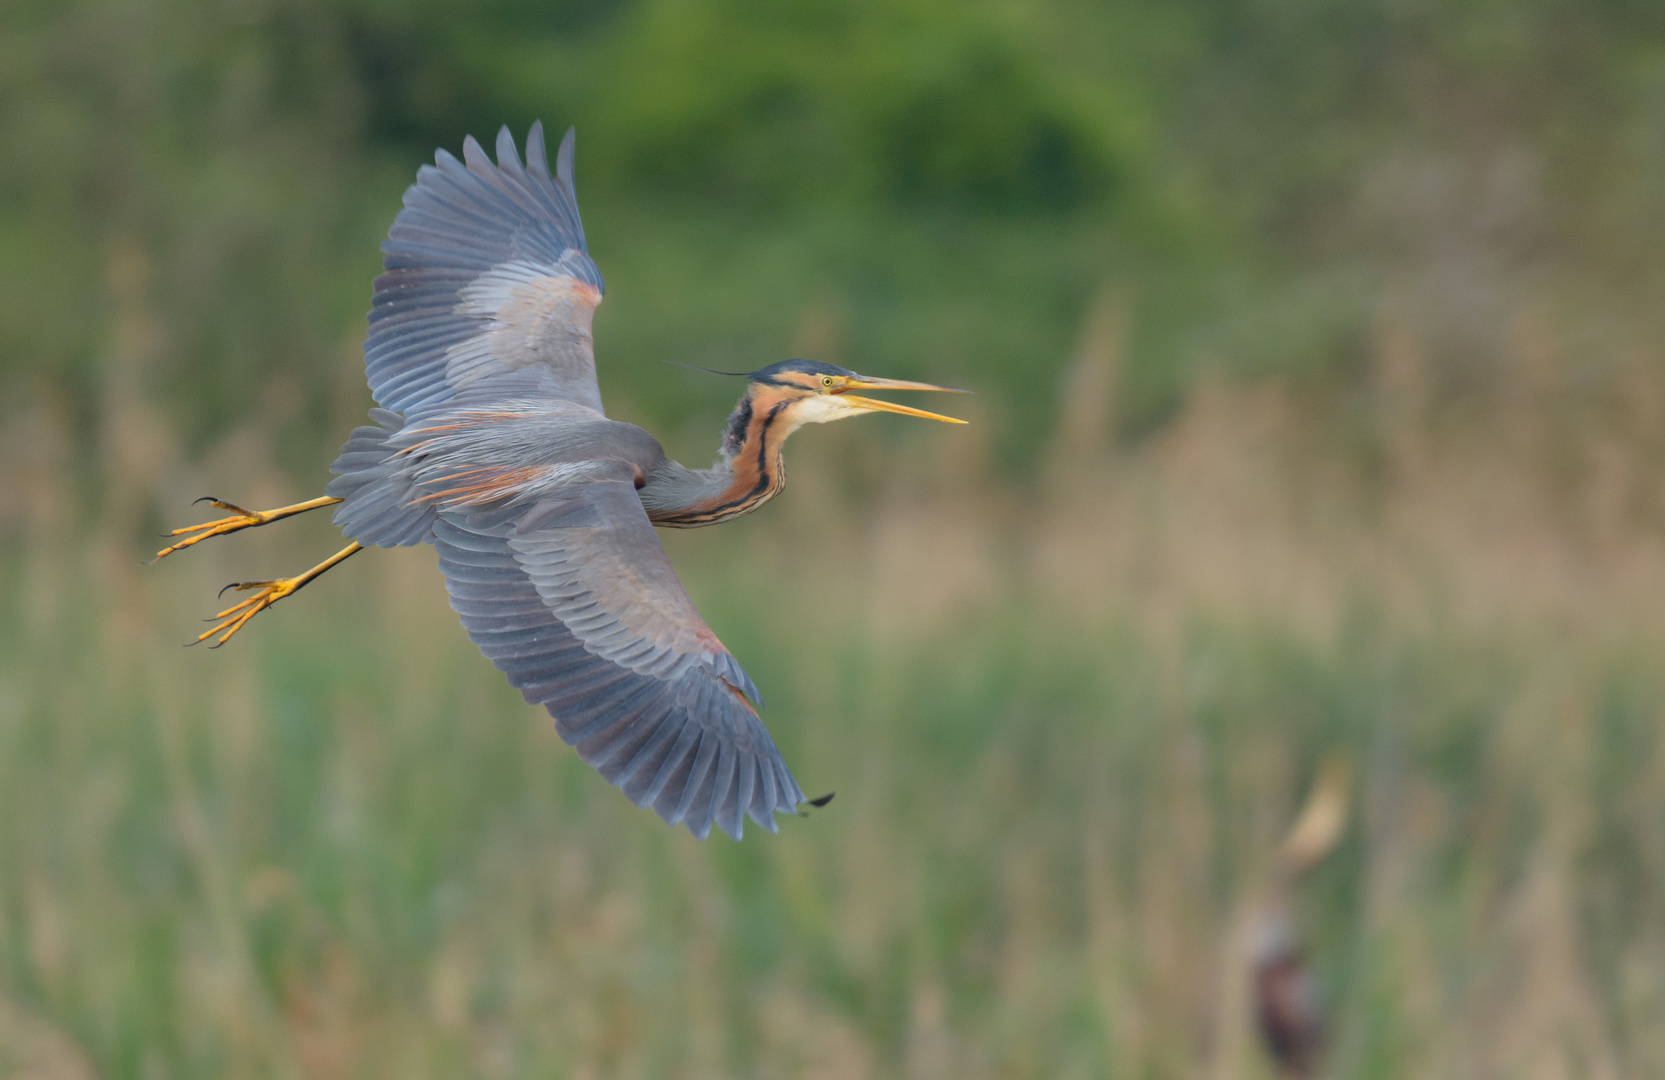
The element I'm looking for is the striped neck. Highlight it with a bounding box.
[642,389,798,528]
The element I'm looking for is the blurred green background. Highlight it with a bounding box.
[5,0,1665,1076]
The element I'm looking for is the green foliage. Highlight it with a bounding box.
[4,1,1665,1073]
[5,0,1659,476]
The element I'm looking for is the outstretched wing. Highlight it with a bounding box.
[367,122,606,417]
[433,481,808,839]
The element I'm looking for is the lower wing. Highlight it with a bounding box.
[431,495,807,839]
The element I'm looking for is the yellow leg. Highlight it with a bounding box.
[154,495,343,561]
[192,542,363,648]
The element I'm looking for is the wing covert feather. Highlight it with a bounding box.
[431,508,806,840]
[491,482,760,702]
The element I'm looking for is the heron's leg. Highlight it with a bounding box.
[192,542,363,648]
[154,495,344,561]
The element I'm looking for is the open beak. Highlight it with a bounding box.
[836,375,969,424]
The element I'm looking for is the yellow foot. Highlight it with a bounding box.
[153,495,343,562]
[194,578,301,647]
[188,542,363,647]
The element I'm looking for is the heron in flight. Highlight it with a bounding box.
[154,123,965,840]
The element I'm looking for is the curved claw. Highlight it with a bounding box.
[152,495,343,562]
[796,791,836,816]
[193,580,296,647]
[186,542,362,648]
[195,496,254,516]
[154,504,268,562]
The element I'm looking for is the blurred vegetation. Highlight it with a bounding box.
[6,0,1665,469]
[5,0,1665,1077]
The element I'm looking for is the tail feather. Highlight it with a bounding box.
[326,411,437,547]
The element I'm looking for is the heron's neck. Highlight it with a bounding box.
[641,390,796,528]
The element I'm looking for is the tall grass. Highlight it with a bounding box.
[3,291,1664,1078]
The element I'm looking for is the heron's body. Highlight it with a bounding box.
[159,123,963,841]
[331,381,806,543]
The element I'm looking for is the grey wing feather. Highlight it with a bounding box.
[367,123,607,418]
[431,496,806,840]
[493,481,761,703]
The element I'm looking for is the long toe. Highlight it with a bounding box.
[188,579,298,647]
[154,513,263,561]
[153,496,341,562]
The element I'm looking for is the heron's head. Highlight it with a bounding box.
[742,359,967,433]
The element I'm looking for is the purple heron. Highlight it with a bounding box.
[154,123,965,840]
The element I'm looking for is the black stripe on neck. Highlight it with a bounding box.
[755,398,789,481]
[721,395,754,457]
[668,398,791,524]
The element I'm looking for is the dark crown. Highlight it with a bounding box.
[748,359,853,385]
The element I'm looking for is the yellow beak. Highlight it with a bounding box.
[836,375,968,424]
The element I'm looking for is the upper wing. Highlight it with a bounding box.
[433,482,808,839]
[367,123,607,417]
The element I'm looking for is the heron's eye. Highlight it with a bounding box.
[821,376,835,388]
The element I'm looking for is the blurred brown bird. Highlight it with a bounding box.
[154,123,965,840]
[1251,912,1325,1079]
[1251,755,1352,1078]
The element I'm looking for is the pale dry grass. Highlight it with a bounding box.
[2,276,1665,1076]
